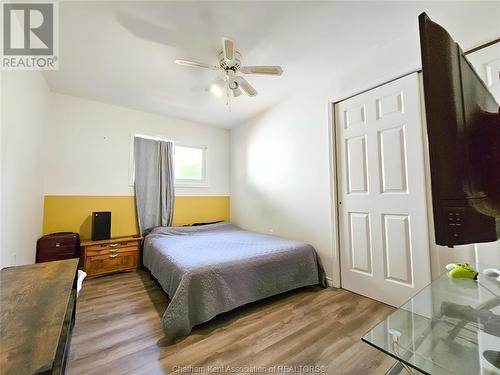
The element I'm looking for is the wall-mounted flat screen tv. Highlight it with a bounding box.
[419,13,500,247]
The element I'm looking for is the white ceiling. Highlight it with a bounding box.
[44,1,500,128]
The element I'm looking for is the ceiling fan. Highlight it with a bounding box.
[174,37,283,101]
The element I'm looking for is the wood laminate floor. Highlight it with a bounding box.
[69,270,396,375]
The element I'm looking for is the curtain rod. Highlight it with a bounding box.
[134,134,175,143]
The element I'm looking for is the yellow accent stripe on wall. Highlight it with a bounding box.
[43,195,230,240]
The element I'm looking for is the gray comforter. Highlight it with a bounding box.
[143,222,326,339]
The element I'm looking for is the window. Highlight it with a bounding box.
[128,134,208,187]
[174,145,207,185]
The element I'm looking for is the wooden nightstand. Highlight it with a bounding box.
[80,236,143,278]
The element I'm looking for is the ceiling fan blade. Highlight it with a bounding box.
[235,76,258,97]
[222,37,235,62]
[232,86,242,97]
[174,59,219,70]
[240,66,283,75]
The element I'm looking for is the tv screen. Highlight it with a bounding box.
[419,13,500,247]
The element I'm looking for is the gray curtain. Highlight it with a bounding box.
[134,137,174,235]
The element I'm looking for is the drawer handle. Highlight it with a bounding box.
[109,254,118,258]
[109,249,117,253]
[109,243,119,247]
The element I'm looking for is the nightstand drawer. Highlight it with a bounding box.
[86,245,139,256]
[86,251,139,276]
[86,240,140,251]
[85,243,110,251]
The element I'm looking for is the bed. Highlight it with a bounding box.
[143,222,326,339]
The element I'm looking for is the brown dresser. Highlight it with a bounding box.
[80,236,143,278]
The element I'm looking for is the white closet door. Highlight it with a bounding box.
[335,73,431,307]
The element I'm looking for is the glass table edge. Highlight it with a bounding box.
[361,336,432,375]
[360,262,500,375]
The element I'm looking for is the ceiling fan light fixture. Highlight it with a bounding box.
[229,80,238,90]
[210,79,225,97]
[175,37,283,101]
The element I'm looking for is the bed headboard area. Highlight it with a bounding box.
[43,195,230,240]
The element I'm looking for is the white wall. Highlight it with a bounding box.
[1,71,50,266]
[44,93,230,197]
[230,91,336,282]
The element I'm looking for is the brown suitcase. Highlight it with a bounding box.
[36,232,80,263]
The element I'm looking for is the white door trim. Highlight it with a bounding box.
[328,101,342,288]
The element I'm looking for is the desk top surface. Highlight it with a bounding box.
[0,259,79,375]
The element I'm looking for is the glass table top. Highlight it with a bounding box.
[362,263,500,375]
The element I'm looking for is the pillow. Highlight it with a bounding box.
[191,220,224,226]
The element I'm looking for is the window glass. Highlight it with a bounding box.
[174,145,204,181]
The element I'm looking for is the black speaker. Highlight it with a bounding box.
[92,211,111,241]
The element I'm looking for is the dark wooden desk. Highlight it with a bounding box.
[0,258,79,375]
